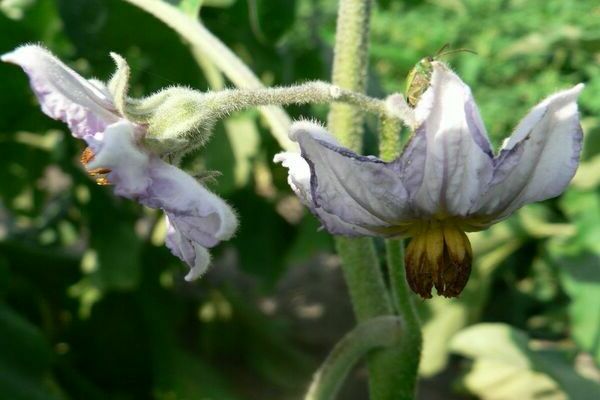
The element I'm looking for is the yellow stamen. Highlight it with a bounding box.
[80,147,112,186]
[405,223,472,298]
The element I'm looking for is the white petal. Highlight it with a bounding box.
[164,215,212,281]
[2,44,119,137]
[274,151,375,236]
[411,62,494,216]
[153,166,238,280]
[285,121,412,236]
[145,161,238,242]
[86,120,152,198]
[473,84,584,220]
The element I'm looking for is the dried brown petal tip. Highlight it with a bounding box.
[405,224,472,299]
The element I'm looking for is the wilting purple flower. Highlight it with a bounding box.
[3,45,237,280]
[275,61,583,298]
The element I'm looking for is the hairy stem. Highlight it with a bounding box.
[305,316,404,400]
[328,0,372,151]
[205,82,391,119]
[384,239,422,398]
[122,0,295,151]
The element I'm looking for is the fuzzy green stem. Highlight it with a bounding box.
[328,0,372,150]
[378,116,402,161]
[205,82,392,120]
[335,239,393,319]
[384,239,422,398]
[305,316,404,400]
[122,0,295,151]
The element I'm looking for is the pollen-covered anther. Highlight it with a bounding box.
[405,224,472,299]
[80,147,112,185]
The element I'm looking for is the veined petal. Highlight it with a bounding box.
[144,160,238,241]
[410,62,494,217]
[143,159,238,278]
[165,216,212,281]
[274,151,376,236]
[85,121,152,198]
[2,44,119,137]
[473,84,584,220]
[283,121,412,236]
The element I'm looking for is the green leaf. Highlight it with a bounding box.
[248,0,296,43]
[177,0,202,16]
[0,303,61,400]
[451,323,600,400]
[87,193,142,291]
[549,190,600,365]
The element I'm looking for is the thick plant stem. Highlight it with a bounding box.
[328,0,372,150]
[335,239,393,320]
[378,116,402,162]
[305,316,404,400]
[379,116,422,399]
[327,1,412,399]
[122,0,295,151]
[384,239,422,398]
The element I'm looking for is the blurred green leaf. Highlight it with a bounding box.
[0,303,61,400]
[549,190,600,365]
[451,323,600,400]
[88,195,142,291]
[180,0,202,15]
[0,0,35,20]
[419,223,523,376]
[248,0,296,43]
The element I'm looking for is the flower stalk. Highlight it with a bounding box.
[202,82,393,119]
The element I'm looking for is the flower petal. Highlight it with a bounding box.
[2,44,118,137]
[473,84,584,220]
[165,215,212,281]
[410,62,494,216]
[283,121,412,236]
[142,159,238,278]
[85,120,152,198]
[274,151,375,236]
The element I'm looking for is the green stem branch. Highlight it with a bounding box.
[305,316,404,400]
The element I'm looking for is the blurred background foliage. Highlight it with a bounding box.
[0,0,599,399]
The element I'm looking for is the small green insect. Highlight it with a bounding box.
[405,44,476,107]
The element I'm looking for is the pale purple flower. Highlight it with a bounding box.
[3,44,237,280]
[275,61,583,298]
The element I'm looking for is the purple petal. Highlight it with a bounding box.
[472,84,584,220]
[409,62,495,216]
[2,45,119,138]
